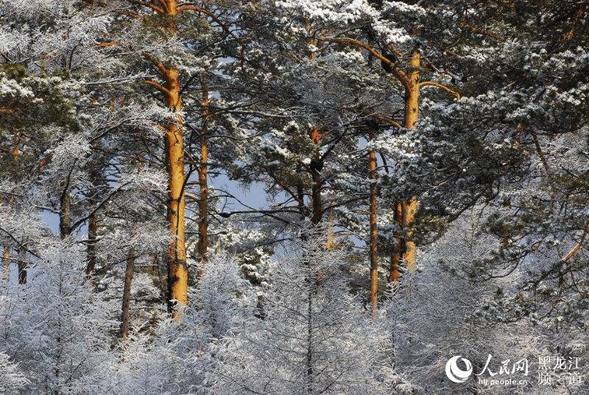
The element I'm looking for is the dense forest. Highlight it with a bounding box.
[0,1,587,394]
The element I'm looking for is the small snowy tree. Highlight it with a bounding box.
[99,253,253,393]
[0,349,29,392]
[212,229,415,394]
[0,242,115,393]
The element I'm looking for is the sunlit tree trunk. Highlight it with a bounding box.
[120,250,135,340]
[368,131,379,314]
[401,50,420,272]
[163,65,188,314]
[197,78,210,269]
[141,0,188,316]
[390,49,421,278]
[389,202,403,282]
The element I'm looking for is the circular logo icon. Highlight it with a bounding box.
[445,355,473,383]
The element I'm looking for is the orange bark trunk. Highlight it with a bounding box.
[197,80,210,272]
[402,50,420,272]
[163,66,188,314]
[142,0,188,317]
[390,49,420,279]
[389,202,403,282]
[368,132,379,314]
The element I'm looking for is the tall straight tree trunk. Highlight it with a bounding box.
[305,252,315,394]
[309,127,322,225]
[197,78,209,268]
[59,190,71,240]
[86,167,100,277]
[86,206,98,276]
[390,49,420,278]
[163,65,188,314]
[401,49,420,272]
[389,202,403,282]
[305,29,323,226]
[368,131,379,314]
[17,249,26,285]
[296,164,306,220]
[120,250,135,340]
[140,0,188,316]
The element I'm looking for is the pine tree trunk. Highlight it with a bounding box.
[163,65,188,315]
[401,50,420,272]
[390,49,421,277]
[296,164,306,220]
[59,189,71,240]
[368,131,379,314]
[17,249,26,285]
[305,255,315,394]
[197,79,209,269]
[86,167,100,277]
[389,202,403,282]
[309,127,322,225]
[120,250,135,340]
[86,208,98,276]
[141,0,189,316]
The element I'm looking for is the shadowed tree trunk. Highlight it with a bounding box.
[86,166,101,277]
[120,250,135,340]
[17,248,26,285]
[309,127,323,225]
[59,188,71,240]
